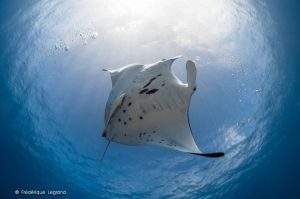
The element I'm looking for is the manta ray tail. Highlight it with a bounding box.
[100,139,111,161]
[190,152,225,158]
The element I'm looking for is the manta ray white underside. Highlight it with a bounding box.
[102,56,224,158]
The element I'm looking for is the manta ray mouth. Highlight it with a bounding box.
[102,131,107,138]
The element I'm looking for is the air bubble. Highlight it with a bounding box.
[91,32,98,39]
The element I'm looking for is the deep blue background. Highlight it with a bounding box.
[0,0,299,198]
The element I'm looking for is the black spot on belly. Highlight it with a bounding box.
[139,116,143,120]
[118,118,121,122]
[143,77,157,88]
[128,102,132,106]
[124,121,127,125]
[152,131,156,133]
[143,132,146,135]
[161,83,165,87]
[193,87,197,91]
[123,109,126,113]
[129,117,132,120]
[146,89,159,95]
[124,133,127,136]
[157,74,162,77]
[139,88,148,94]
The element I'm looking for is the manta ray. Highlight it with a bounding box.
[101,56,224,158]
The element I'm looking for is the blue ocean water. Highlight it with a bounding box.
[0,0,299,198]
